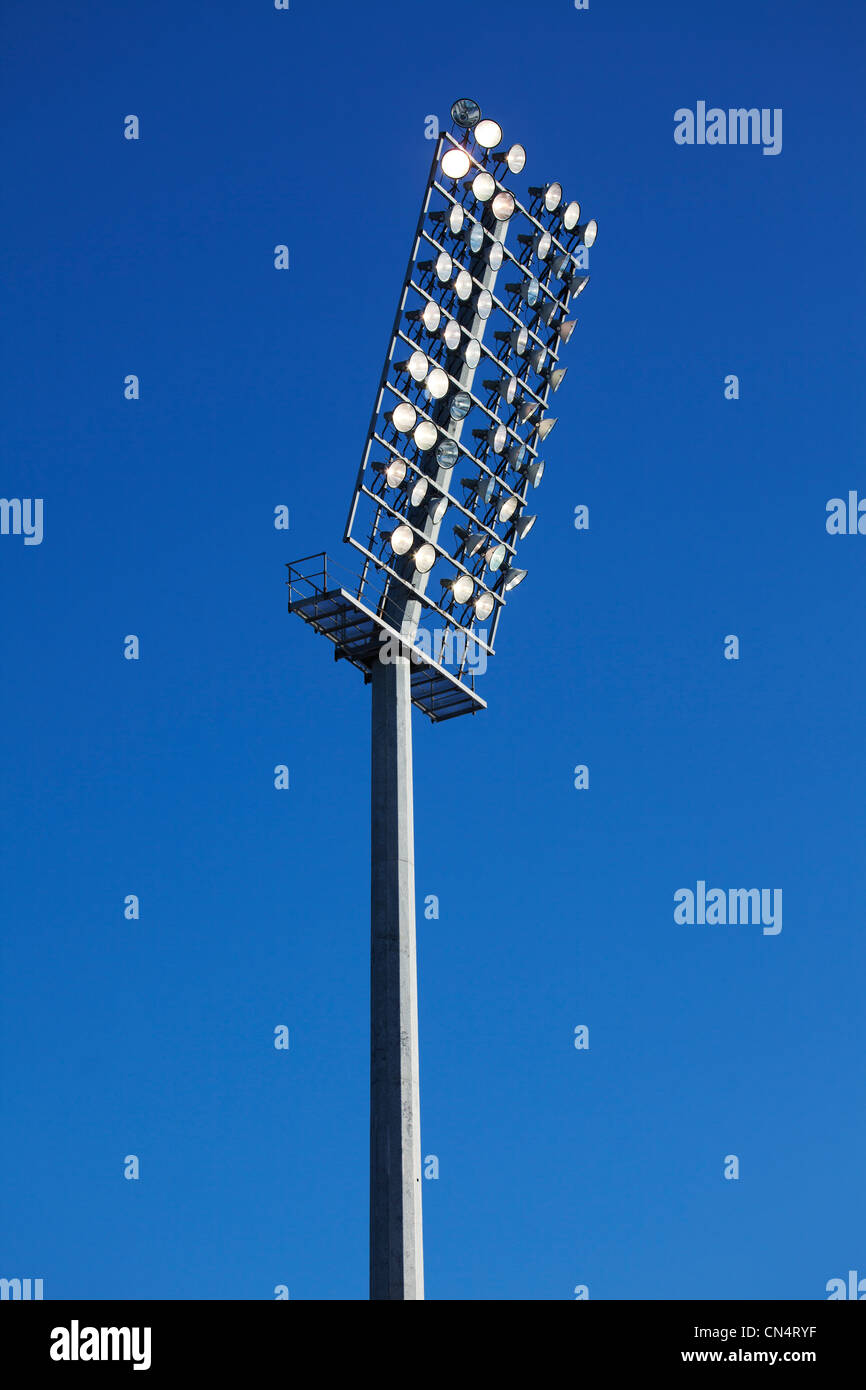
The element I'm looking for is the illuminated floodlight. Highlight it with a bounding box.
[413,419,438,451]
[441,148,471,180]
[471,171,496,202]
[441,573,474,605]
[386,523,414,556]
[463,338,481,368]
[512,513,537,539]
[491,190,515,221]
[451,98,481,129]
[494,142,526,174]
[501,566,527,591]
[413,542,437,574]
[449,389,472,421]
[397,350,429,382]
[420,252,453,282]
[474,289,493,320]
[409,301,441,333]
[454,269,473,301]
[474,591,495,620]
[473,118,502,149]
[374,458,407,488]
[425,367,450,399]
[388,402,417,433]
[442,319,461,351]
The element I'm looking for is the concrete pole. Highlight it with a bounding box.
[370,647,424,1300]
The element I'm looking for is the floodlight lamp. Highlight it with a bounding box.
[436,439,458,469]
[527,345,547,373]
[375,458,407,488]
[427,495,448,524]
[410,541,435,574]
[441,148,471,180]
[484,542,506,572]
[473,421,508,454]
[508,276,541,306]
[397,350,429,382]
[536,416,557,441]
[461,474,495,504]
[510,324,530,354]
[513,513,537,539]
[507,440,526,467]
[471,171,496,202]
[463,337,481,368]
[562,199,581,231]
[544,182,563,211]
[497,494,519,523]
[442,318,461,351]
[484,373,518,404]
[413,420,438,451]
[409,301,441,333]
[473,118,502,149]
[474,591,495,621]
[525,458,545,487]
[544,366,568,392]
[420,252,452,282]
[517,398,540,424]
[403,475,429,508]
[578,218,598,247]
[388,402,417,433]
[451,98,481,130]
[475,288,493,319]
[454,525,487,557]
[486,240,504,271]
[533,230,553,261]
[449,390,472,421]
[454,269,473,301]
[557,319,577,344]
[425,367,450,400]
[494,142,526,174]
[491,190,515,221]
[435,203,464,235]
[535,298,560,326]
[463,221,484,254]
[444,573,475,605]
[567,272,590,298]
[501,566,527,591]
[387,523,414,556]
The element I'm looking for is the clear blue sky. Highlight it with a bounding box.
[2,0,864,1300]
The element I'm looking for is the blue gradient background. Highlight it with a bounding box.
[1,0,864,1299]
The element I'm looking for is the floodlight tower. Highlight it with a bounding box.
[286,97,597,1300]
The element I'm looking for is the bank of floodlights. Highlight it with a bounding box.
[339,97,596,701]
